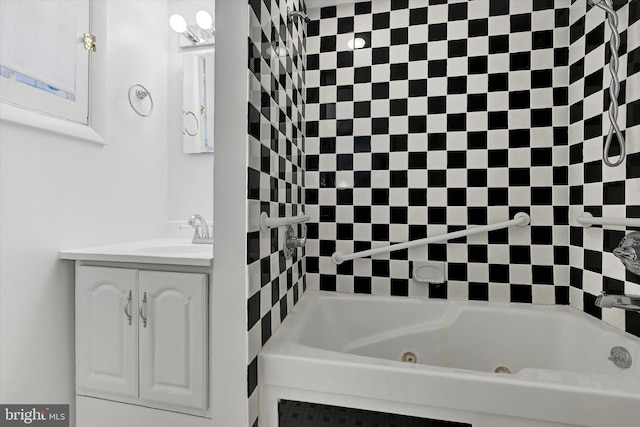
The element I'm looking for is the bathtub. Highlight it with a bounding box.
[259,291,640,427]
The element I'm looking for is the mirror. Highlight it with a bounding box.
[182,51,214,153]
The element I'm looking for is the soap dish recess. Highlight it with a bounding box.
[412,261,445,283]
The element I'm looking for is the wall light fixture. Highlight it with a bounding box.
[169,11,214,48]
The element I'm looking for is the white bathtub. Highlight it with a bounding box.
[259,291,640,427]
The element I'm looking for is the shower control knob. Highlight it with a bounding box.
[614,232,640,275]
[613,246,639,261]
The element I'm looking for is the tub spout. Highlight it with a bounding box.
[595,292,640,312]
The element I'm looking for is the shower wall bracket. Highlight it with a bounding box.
[259,212,310,259]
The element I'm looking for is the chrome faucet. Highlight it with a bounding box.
[283,224,306,259]
[595,292,640,312]
[182,214,212,244]
[612,231,640,275]
[613,245,640,262]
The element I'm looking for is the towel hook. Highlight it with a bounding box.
[128,84,154,117]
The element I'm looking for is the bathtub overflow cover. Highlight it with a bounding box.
[494,366,512,374]
[401,351,417,363]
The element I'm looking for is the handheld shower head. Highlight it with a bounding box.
[287,7,310,24]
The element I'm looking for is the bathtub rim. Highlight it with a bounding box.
[259,290,640,427]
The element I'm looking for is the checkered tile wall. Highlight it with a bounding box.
[242,0,639,424]
[305,0,572,305]
[568,0,640,336]
[246,0,307,424]
[279,400,471,426]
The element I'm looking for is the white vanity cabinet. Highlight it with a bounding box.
[75,266,208,416]
[138,270,207,410]
[76,267,139,399]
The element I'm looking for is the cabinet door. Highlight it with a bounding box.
[76,266,138,398]
[0,0,90,124]
[138,271,207,410]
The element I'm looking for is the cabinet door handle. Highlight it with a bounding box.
[139,292,148,328]
[124,290,132,325]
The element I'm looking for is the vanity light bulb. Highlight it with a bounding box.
[169,14,187,33]
[196,11,213,30]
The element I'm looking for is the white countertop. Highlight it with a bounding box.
[59,239,213,267]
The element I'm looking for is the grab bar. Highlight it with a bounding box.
[259,212,310,232]
[331,212,531,265]
[576,212,640,228]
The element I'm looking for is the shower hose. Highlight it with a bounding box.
[591,0,626,167]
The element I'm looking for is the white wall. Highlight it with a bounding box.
[210,0,250,425]
[167,0,214,222]
[0,2,169,425]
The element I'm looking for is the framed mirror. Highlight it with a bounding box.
[182,51,214,153]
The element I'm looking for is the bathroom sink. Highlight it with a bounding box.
[59,239,213,267]
[132,244,212,255]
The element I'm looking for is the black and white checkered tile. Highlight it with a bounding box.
[568,0,640,336]
[246,0,307,424]
[243,0,639,424]
[279,400,471,427]
[305,0,572,305]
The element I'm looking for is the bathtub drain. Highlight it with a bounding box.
[401,351,417,363]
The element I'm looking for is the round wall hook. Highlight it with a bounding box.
[128,84,154,117]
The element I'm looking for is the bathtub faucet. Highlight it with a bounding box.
[283,223,306,259]
[612,232,640,276]
[595,292,640,312]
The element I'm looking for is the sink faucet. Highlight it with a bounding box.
[182,214,212,244]
[595,292,640,312]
